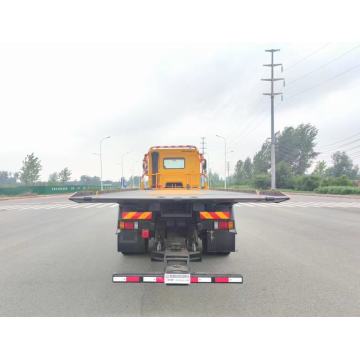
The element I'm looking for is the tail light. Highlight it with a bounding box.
[214,220,234,230]
[141,229,150,239]
[119,221,139,230]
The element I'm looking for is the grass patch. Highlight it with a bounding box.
[315,186,360,195]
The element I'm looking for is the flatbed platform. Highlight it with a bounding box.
[69,189,289,205]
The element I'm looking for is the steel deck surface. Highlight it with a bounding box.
[69,189,289,204]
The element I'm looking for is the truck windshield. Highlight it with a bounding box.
[163,158,185,169]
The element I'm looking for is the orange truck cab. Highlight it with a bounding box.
[141,145,208,189]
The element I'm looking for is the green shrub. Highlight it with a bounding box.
[252,174,271,189]
[293,175,321,191]
[320,176,353,187]
[276,161,294,189]
[315,186,360,195]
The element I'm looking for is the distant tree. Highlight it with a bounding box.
[58,167,72,183]
[312,160,327,177]
[0,171,9,184]
[79,175,100,184]
[252,124,319,176]
[127,176,141,188]
[0,171,19,185]
[243,157,253,181]
[233,160,244,183]
[208,170,223,188]
[326,151,359,179]
[234,157,253,184]
[276,123,319,175]
[19,153,42,185]
[253,140,271,175]
[48,172,59,183]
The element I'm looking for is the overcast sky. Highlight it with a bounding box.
[1,3,360,181]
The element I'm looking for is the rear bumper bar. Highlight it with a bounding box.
[112,273,243,285]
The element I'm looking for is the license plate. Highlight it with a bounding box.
[164,273,191,285]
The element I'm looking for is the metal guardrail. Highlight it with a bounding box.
[0,184,121,196]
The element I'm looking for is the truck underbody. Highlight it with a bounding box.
[70,189,289,285]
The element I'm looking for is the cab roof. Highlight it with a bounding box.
[149,145,199,152]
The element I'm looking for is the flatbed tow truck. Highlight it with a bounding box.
[70,145,289,285]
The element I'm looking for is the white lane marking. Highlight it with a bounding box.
[52,204,77,209]
[82,204,100,208]
[71,204,91,208]
[235,201,360,208]
[39,204,69,209]
[0,205,27,210]
[1,201,359,211]
[94,203,112,208]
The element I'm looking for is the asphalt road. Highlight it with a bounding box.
[0,193,359,316]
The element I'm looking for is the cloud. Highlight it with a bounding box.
[1,42,360,180]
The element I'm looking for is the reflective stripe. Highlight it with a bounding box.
[200,212,230,220]
[113,274,242,284]
[200,212,212,219]
[216,212,229,219]
[122,211,152,220]
[139,212,152,219]
[191,276,212,283]
[123,212,136,219]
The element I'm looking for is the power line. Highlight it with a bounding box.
[285,63,360,101]
[350,151,360,159]
[286,43,331,71]
[228,107,269,148]
[317,131,360,149]
[316,137,360,153]
[224,45,334,148]
[286,43,360,87]
[226,99,267,146]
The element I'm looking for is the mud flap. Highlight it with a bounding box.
[117,230,147,253]
[204,230,235,253]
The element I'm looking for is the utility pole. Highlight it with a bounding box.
[227,161,230,186]
[200,137,207,189]
[262,49,284,189]
[200,137,206,155]
[99,136,111,191]
[216,134,227,189]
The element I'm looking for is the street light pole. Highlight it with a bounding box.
[99,136,111,191]
[216,134,227,189]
